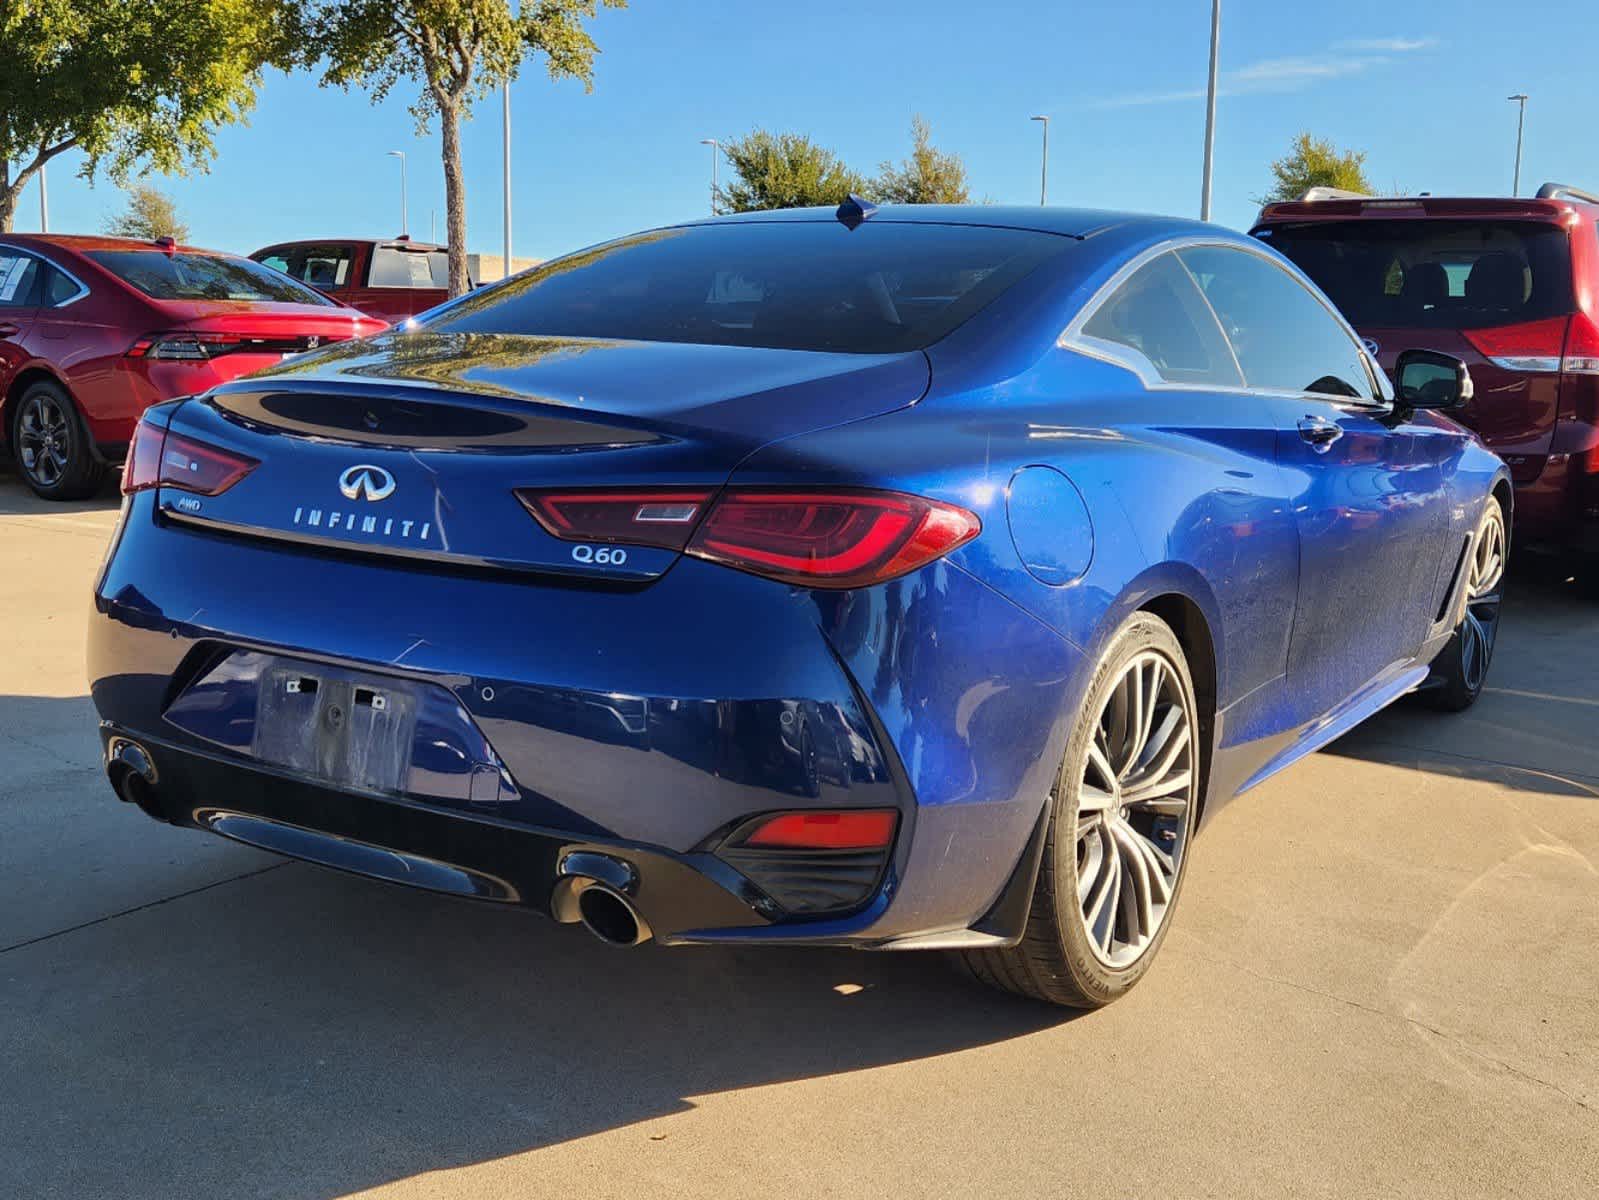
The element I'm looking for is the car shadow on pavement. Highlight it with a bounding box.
[0,463,122,515]
[2,760,1073,1199]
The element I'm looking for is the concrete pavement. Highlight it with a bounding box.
[2,468,1595,1199]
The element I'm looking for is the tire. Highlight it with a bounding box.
[960,611,1201,1008]
[1422,497,1508,712]
[8,378,105,501]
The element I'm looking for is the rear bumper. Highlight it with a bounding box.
[89,495,1085,945]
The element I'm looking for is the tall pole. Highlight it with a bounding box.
[1030,116,1050,205]
[1508,94,1528,196]
[502,82,512,280]
[386,151,407,237]
[38,163,48,233]
[699,139,721,216]
[1200,0,1221,221]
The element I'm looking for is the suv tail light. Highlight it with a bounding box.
[515,486,981,588]
[121,416,257,496]
[1464,314,1599,375]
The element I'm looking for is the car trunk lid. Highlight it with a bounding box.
[155,332,931,581]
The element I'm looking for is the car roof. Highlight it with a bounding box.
[1253,191,1599,228]
[0,232,232,256]
[673,204,1216,241]
[251,238,448,253]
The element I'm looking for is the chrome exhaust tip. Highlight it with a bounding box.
[107,738,164,820]
[576,883,653,947]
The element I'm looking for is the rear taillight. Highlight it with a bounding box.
[687,489,980,588]
[121,417,165,494]
[514,486,981,588]
[516,490,713,551]
[128,332,244,361]
[122,416,256,496]
[1463,315,1599,375]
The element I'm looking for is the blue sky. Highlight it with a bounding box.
[12,0,1589,260]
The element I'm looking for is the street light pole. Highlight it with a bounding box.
[700,139,721,216]
[1508,94,1529,196]
[386,151,407,237]
[1030,116,1050,205]
[1200,0,1221,220]
[503,82,513,280]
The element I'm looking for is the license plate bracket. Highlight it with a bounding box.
[254,665,418,793]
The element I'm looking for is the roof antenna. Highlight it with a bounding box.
[836,194,878,230]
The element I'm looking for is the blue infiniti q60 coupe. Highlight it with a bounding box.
[89,204,1510,1007]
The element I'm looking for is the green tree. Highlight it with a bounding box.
[102,185,190,242]
[873,115,970,205]
[1261,133,1372,203]
[0,0,294,232]
[304,0,627,297]
[716,130,867,213]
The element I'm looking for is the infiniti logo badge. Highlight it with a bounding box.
[338,464,396,502]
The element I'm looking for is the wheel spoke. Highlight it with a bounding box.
[1122,768,1192,807]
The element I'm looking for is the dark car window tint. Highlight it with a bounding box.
[422,222,1072,354]
[1180,246,1373,400]
[369,247,450,289]
[0,253,41,307]
[42,265,81,305]
[251,244,354,291]
[90,251,336,305]
[1079,250,1243,387]
[1256,219,1572,330]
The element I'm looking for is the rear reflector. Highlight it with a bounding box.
[739,809,898,850]
[687,489,980,588]
[123,416,257,496]
[515,486,981,587]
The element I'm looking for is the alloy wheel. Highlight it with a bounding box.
[16,391,72,489]
[1460,506,1507,693]
[1075,649,1196,969]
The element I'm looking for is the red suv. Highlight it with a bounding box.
[0,234,386,500]
[249,238,459,325]
[1253,184,1599,559]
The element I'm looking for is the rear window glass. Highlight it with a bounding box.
[1256,219,1572,329]
[90,251,336,305]
[254,244,355,291]
[369,247,450,289]
[422,222,1072,353]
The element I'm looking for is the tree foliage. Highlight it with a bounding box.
[873,115,970,205]
[102,185,190,242]
[1261,133,1372,203]
[304,0,627,296]
[716,130,867,213]
[0,0,295,231]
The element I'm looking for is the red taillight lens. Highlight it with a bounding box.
[515,489,713,551]
[1464,316,1570,373]
[739,809,898,850]
[121,417,166,494]
[1561,312,1599,375]
[157,432,257,495]
[687,489,980,588]
[127,332,246,361]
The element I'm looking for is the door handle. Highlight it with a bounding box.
[0,321,19,337]
[1297,415,1343,452]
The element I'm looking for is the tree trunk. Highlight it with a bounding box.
[0,157,14,234]
[440,102,469,297]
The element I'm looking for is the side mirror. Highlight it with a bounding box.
[1395,349,1473,411]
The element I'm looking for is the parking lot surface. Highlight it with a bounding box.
[2,469,1595,1199]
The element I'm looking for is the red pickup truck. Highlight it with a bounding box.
[250,238,465,325]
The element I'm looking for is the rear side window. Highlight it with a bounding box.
[1180,245,1374,400]
[253,244,355,291]
[0,252,41,306]
[1256,219,1573,330]
[369,247,449,289]
[42,265,82,305]
[1078,251,1242,386]
[90,251,336,305]
[422,222,1072,354]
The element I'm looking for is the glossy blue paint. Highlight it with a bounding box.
[87,207,1509,949]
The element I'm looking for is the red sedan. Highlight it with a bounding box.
[0,234,386,500]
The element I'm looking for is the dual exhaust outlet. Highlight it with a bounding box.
[550,851,653,947]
